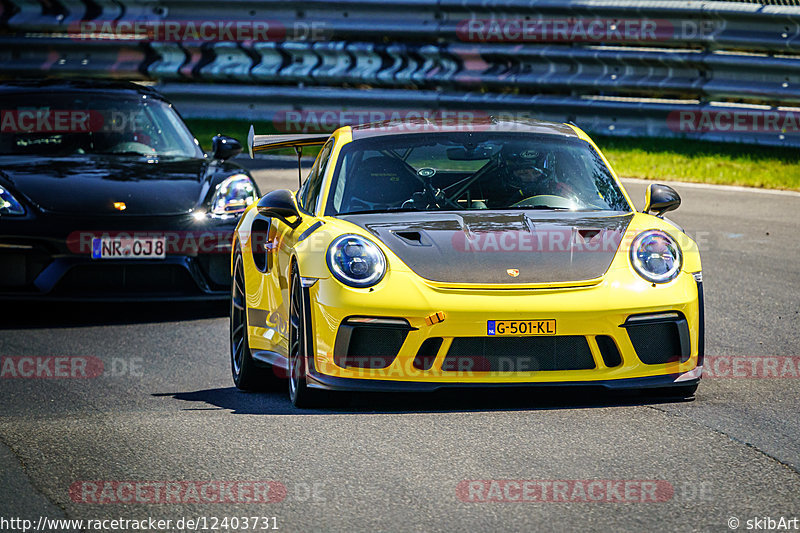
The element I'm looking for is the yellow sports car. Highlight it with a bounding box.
[231,118,703,407]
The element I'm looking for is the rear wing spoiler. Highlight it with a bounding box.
[247,125,329,158]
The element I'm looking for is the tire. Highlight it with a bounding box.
[230,250,272,390]
[288,266,325,408]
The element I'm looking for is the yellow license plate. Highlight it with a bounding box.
[487,320,556,336]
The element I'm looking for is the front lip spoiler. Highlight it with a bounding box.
[305,369,699,393]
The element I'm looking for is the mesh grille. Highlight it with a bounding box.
[54,264,197,295]
[626,321,688,365]
[196,254,232,289]
[335,326,408,369]
[413,337,443,370]
[0,247,51,290]
[443,336,595,372]
[596,335,622,368]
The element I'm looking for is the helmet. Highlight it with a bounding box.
[503,144,552,189]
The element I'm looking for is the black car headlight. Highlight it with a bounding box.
[630,230,682,283]
[0,186,25,216]
[327,234,387,288]
[209,174,257,217]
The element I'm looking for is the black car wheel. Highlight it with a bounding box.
[230,250,271,390]
[288,268,324,408]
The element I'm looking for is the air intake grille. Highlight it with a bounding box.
[442,336,595,372]
[413,337,442,370]
[54,264,197,295]
[596,335,622,368]
[333,325,408,369]
[625,317,690,365]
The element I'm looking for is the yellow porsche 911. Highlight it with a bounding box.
[231,118,703,407]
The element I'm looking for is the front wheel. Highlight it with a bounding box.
[230,251,272,390]
[288,268,325,408]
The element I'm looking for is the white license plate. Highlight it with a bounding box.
[91,237,166,259]
[487,319,556,336]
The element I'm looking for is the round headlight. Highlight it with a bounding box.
[630,230,682,283]
[209,174,257,217]
[0,186,25,216]
[327,234,386,288]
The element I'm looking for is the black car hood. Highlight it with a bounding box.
[0,155,210,216]
[342,211,634,285]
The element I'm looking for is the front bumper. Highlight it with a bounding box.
[0,213,234,301]
[302,267,703,388]
[306,371,699,392]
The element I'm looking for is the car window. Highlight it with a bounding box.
[301,139,333,215]
[297,160,319,210]
[325,132,631,215]
[404,144,489,172]
[0,92,203,158]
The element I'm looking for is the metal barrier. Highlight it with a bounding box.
[2,0,800,146]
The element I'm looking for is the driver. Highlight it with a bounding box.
[502,147,577,202]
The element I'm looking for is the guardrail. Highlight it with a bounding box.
[2,0,800,146]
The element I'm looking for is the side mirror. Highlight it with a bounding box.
[212,135,242,161]
[257,189,302,229]
[643,183,681,217]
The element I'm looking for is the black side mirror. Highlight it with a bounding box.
[212,135,242,161]
[643,183,681,217]
[257,189,302,229]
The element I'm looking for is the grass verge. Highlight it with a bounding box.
[185,118,800,191]
[595,135,800,191]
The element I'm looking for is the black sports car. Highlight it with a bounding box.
[0,79,259,300]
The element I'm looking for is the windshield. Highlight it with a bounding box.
[0,92,203,158]
[325,132,631,215]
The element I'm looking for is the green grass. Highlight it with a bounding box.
[185,118,800,191]
[595,135,800,191]
[186,118,321,157]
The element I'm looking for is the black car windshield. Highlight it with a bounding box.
[325,132,631,214]
[0,92,203,158]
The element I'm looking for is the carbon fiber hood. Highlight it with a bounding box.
[341,211,633,284]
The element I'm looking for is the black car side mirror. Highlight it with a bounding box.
[212,135,243,161]
[257,189,302,229]
[643,183,681,217]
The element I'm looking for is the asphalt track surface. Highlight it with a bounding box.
[1,159,798,532]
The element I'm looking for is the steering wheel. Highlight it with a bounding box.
[347,197,408,212]
[511,194,578,209]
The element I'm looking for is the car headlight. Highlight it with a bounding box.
[209,174,257,216]
[327,234,387,288]
[630,230,682,283]
[0,186,25,216]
